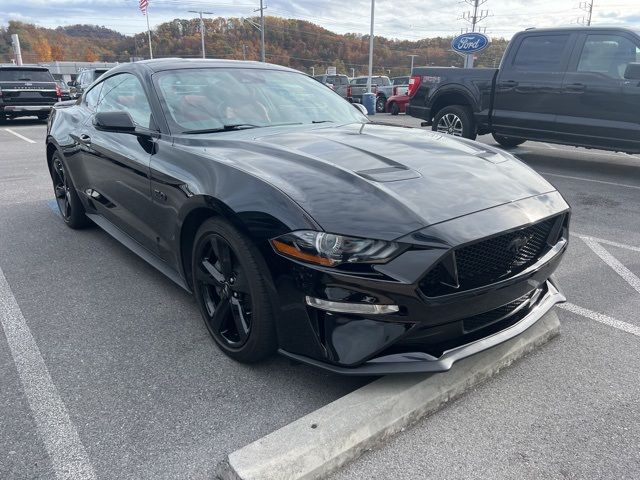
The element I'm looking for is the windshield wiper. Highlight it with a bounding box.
[311,120,334,124]
[182,124,260,134]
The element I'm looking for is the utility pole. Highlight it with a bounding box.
[11,34,23,65]
[253,0,266,62]
[189,10,214,58]
[578,1,594,26]
[350,67,355,78]
[367,0,375,94]
[407,54,418,74]
[311,66,315,76]
[242,44,247,60]
[461,0,489,68]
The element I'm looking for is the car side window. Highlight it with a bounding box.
[577,35,640,79]
[97,74,153,129]
[512,35,570,72]
[84,83,103,111]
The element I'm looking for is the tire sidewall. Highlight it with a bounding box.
[432,105,477,140]
[390,102,399,115]
[376,96,386,113]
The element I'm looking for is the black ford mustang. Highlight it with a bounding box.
[46,59,569,375]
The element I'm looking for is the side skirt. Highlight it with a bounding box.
[85,213,191,293]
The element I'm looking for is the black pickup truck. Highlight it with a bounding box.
[407,27,640,153]
[0,66,59,121]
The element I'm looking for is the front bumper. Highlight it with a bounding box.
[280,278,564,375]
[270,191,570,375]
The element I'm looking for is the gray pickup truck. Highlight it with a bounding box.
[313,74,350,99]
[0,66,59,121]
[348,75,394,112]
[407,26,640,153]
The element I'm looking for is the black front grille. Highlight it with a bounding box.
[420,215,564,297]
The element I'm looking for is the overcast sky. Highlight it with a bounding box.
[1,0,639,40]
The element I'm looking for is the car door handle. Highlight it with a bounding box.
[565,83,586,93]
[498,80,519,88]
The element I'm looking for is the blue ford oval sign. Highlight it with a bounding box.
[451,33,490,54]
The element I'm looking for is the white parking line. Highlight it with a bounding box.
[3,128,37,144]
[575,234,640,253]
[581,237,640,295]
[542,142,559,150]
[559,303,640,338]
[0,266,96,480]
[540,172,640,190]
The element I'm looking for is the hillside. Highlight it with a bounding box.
[0,18,509,76]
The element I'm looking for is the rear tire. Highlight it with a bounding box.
[492,133,526,148]
[50,151,91,229]
[192,218,277,363]
[432,105,477,140]
[390,102,400,115]
[376,95,386,113]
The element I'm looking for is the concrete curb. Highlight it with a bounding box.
[216,310,561,480]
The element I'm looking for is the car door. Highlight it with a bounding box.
[492,33,577,138]
[556,32,640,152]
[79,72,158,251]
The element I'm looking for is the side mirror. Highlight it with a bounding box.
[353,103,368,116]
[624,63,640,80]
[93,111,136,133]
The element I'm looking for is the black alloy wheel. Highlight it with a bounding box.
[192,218,276,362]
[52,157,71,221]
[376,95,386,113]
[50,152,91,229]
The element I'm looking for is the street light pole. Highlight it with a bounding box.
[366,0,375,94]
[407,54,418,74]
[189,10,213,58]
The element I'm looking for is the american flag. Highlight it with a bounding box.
[139,0,149,15]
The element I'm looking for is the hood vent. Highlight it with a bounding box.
[356,166,422,182]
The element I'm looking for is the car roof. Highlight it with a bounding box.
[519,26,639,35]
[0,66,49,71]
[122,58,300,74]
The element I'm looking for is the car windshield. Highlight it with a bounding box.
[154,67,367,133]
[0,69,53,82]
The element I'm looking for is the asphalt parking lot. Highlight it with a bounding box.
[2,115,640,479]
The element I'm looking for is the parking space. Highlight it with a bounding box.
[2,116,640,479]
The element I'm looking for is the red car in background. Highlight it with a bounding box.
[385,92,409,115]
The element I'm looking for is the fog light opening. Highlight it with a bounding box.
[305,296,399,314]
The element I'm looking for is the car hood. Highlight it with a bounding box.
[183,123,556,241]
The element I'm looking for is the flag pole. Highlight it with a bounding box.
[146,6,153,59]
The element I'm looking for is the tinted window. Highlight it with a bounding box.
[97,74,152,129]
[155,68,365,133]
[355,78,368,85]
[578,34,640,79]
[0,69,53,82]
[512,35,569,72]
[84,83,103,110]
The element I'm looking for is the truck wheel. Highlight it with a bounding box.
[492,133,526,148]
[376,96,386,113]
[432,105,477,140]
[390,102,400,115]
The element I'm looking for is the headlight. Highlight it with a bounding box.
[271,231,402,267]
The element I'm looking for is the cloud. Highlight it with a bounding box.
[1,0,638,39]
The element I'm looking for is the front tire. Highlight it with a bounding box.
[376,95,386,113]
[492,133,526,148]
[192,218,277,363]
[432,105,477,140]
[50,152,91,229]
[389,102,400,115]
